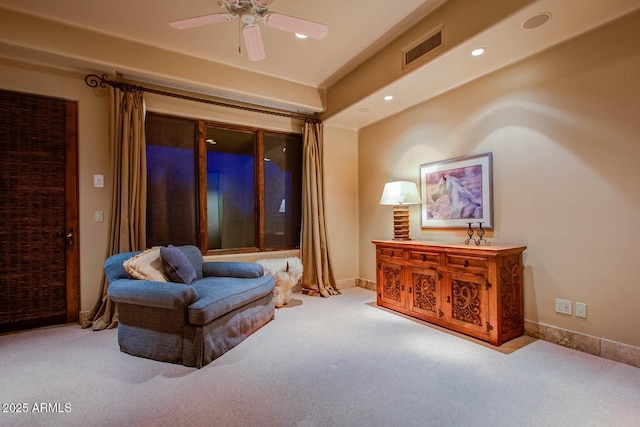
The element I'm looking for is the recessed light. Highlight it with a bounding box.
[471,47,486,57]
[383,95,394,101]
[295,33,308,39]
[522,13,551,30]
[357,107,371,113]
[206,139,217,145]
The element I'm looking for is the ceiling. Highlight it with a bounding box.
[1,0,639,129]
[0,0,443,88]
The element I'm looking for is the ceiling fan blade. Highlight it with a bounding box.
[169,13,234,30]
[262,12,328,40]
[243,25,266,61]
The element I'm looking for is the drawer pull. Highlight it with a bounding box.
[422,254,426,262]
[464,260,469,267]
[391,251,395,257]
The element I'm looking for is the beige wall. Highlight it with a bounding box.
[324,125,359,282]
[358,11,640,347]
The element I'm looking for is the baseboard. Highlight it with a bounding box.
[336,278,357,289]
[356,278,376,292]
[355,279,640,368]
[525,320,640,368]
[78,311,89,325]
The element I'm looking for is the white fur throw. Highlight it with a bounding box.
[256,257,303,308]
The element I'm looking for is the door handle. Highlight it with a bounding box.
[64,231,74,247]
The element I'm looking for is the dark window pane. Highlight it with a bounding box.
[264,131,302,249]
[205,127,256,250]
[145,114,197,247]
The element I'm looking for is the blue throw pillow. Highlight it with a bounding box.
[160,245,197,285]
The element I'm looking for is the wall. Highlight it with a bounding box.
[324,125,360,284]
[358,11,640,347]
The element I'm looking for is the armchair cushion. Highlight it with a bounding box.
[188,275,274,326]
[160,245,197,284]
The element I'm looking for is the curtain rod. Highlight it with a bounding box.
[84,73,321,124]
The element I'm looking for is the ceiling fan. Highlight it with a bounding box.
[169,0,329,61]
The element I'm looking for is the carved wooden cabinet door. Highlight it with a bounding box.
[444,271,491,337]
[408,266,443,321]
[377,261,405,309]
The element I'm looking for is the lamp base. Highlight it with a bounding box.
[392,205,411,241]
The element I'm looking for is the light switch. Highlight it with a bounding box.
[94,174,104,188]
[95,211,104,222]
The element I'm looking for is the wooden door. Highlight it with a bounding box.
[0,90,79,333]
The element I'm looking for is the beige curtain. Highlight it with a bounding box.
[83,86,147,330]
[300,122,340,297]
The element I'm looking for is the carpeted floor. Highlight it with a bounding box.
[1,287,639,427]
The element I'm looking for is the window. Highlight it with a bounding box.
[146,114,198,247]
[263,131,302,249]
[145,113,302,254]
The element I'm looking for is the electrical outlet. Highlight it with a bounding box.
[575,302,587,318]
[94,210,104,223]
[555,298,572,315]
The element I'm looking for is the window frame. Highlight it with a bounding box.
[145,112,302,255]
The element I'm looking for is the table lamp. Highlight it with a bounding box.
[379,181,422,241]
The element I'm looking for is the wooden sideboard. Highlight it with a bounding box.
[373,240,527,346]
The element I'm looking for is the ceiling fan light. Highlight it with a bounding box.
[243,24,266,61]
[263,13,328,40]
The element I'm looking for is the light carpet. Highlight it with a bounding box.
[1,287,639,427]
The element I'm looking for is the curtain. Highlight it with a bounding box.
[300,122,340,298]
[83,86,147,330]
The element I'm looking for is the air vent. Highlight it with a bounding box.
[402,27,443,69]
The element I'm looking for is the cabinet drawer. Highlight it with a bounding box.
[379,247,405,260]
[408,251,440,265]
[446,254,488,270]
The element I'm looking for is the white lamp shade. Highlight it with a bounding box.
[380,181,421,205]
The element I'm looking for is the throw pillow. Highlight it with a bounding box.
[160,245,197,285]
[123,246,168,282]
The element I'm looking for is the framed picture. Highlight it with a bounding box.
[420,152,493,228]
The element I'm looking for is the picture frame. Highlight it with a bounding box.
[420,152,493,229]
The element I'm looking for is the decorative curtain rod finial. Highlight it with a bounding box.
[84,73,110,89]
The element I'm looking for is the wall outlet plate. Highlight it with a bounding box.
[93,174,104,188]
[555,298,572,315]
[575,302,587,318]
